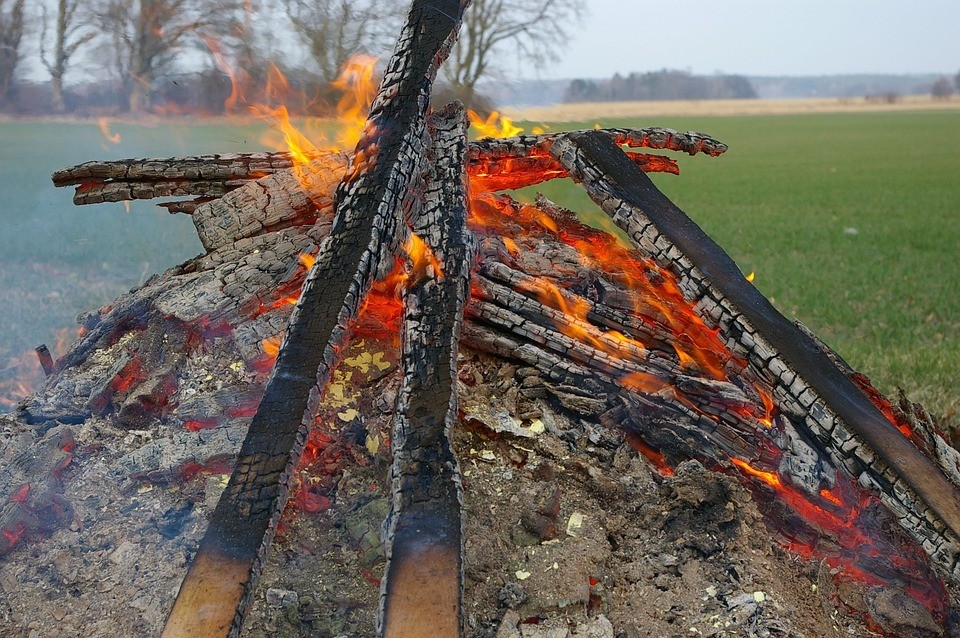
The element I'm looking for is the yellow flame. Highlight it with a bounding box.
[746,271,756,282]
[299,252,317,270]
[467,109,523,139]
[332,54,379,150]
[404,232,444,282]
[262,336,281,358]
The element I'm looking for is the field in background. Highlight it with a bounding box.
[506,95,960,122]
[1,109,958,423]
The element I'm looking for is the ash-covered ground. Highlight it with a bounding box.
[5,340,947,638]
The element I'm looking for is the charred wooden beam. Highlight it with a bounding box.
[550,131,960,578]
[380,103,472,638]
[160,1,469,636]
[50,127,721,213]
[190,154,349,251]
[50,152,307,185]
[51,126,722,189]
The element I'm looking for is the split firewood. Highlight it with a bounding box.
[161,1,471,636]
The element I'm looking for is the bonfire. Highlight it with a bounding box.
[2,1,959,637]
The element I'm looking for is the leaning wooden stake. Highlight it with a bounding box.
[550,131,960,569]
[379,103,473,638]
[161,1,468,636]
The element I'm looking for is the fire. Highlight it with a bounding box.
[467,109,523,138]
[731,456,948,616]
[0,328,81,413]
[299,252,317,270]
[330,54,379,150]
[97,118,121,144]
[262,336,281,359]
[403,231,444,284]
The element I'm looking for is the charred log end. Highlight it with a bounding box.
[35,344,54,377]
[382,511,462,638]
[160,551,250,638]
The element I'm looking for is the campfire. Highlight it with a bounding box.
[3,1,960,636]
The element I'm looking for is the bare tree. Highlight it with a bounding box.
[40,0,97,112]
[931,77,953,100]
[444,0,585,106]
[282,0,396,84]
[97,0,242,113]
[0,0,25,106]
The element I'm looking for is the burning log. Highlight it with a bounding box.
[49,129,718,227]
[380,104,472,637]
[549,131,960,578]
[162,1,470,636]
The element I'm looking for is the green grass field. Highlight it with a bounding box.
[0,110,957,422]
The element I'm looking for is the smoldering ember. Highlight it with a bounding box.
[3,1,960,637]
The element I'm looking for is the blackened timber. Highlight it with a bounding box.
[50,152,310,186]
[51,127,723,208]
[160,1,469,637]
[551,131,960,558]
[379,104,472,638]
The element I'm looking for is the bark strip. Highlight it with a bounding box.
[551,130,960,572]
[379,103,473,638]
[160,2,468,636]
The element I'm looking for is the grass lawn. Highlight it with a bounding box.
[0,110,957,423]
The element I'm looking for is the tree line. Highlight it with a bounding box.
[565,69,757,103]
[0,0,583,116]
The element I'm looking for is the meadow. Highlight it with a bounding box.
[0,109,957,422]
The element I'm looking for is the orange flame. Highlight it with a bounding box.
[0,328,81,412]
[403,232,444,284]
[262,336,281,359]
[331,54,379,150]
[467,109,523,138]
[299,252,317,271]
[97,118,121,144]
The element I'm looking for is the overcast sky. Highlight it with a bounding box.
[524,0,960,79]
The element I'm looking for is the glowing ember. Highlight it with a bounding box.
[731,456,949,618]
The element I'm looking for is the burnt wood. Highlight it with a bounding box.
[51,127,722,210]
[379,104,472,638]
[161,1,469,636]
[551,131,960,557]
